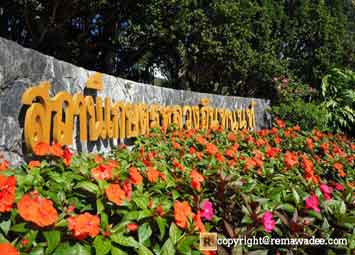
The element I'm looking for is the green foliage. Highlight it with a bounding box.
[271,99,329,132]
[321,68,355,134]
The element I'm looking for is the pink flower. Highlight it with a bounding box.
[305,194,320,212]
[200,200,214,221]
[320,184,333,200]
[333,183,344,191]
[262,211,276,233]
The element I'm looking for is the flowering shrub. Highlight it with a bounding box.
[0,120,354,254]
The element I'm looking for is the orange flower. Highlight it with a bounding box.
[227,133,237,142]
[302,156,319,184]
[91,164,113,180]
[172,159,185,171]
[18,191,58,227]
[105,184,126,206]
[195,136,208,145]
[129,167,143,185]
[191,169,204,191]
[244,158,257,171]
[205,143,218,155]
[50,143,64,157]
[67,212,100,240]
[33,142,50,156]
[189,147,196,155]
[95,155,104,163]
[284,151,298,169]
[193,211,206,232]
[306,138,314,151]
[275,118,286,128]
[0,175,16,212]
[274,136,282,144]
[0,243,20,255]
[196,152,203,160]
[127,223,138,232]
[0,160,9,171]
[333,162,346,177]
[174,201,192,229]
[28,160,41,169]
[147,167,161,183]
[214,152,225,163]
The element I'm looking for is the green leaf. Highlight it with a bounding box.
[111,247,128,255]
[133,195,149,210]
[276,203,295,213]
[10,223,28,233]
[138,223,152,244]
[138,245,154,255]
[177,236,198,254]
[110,234,140,248]
[96,198,104,214]
[0,219,11,235]
[93,235,111,255]
[161,239,175,255]
[156,216,167,240]
[169,223,182,244]
[29,247,45,255]
[291,188,300,205]
[43,230,61,254]
[75,182,99,195]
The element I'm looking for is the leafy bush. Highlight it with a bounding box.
[271,77,329,131]
[321,68,355,134]
[0,122,354,255]
[271,99,329,132]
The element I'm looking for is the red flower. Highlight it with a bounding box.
[67,212,100,240]
[189,147,196,155]
[0,175,16,212]
[0,160,9,171]
[266,147,281,158]
[122,180,132,201]
[174,201,192,229]
[275,118,285,128]
[17,191,58,227]
[274,136,282,144]
[0,243,20,255]
[105,184,126,206]
[284,151,298,169]
[91,164,113,180]
[214,152,225,163]
[129,167,143,185]
[28,160,41,169]
[196,136,208,145]
[156,205,165,216]
[63,148,72,166]
[191,169,204,191]
[127,223,138,232]
[306,138,314,151]
[244,158,257,171]
[205,143,218,155]
[193,211,206,232]
[172,159,185,171]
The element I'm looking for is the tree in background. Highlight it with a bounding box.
[0,0,354,98]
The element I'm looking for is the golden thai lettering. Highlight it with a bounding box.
[22,74,257,152]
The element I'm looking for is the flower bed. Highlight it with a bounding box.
[0,120,354,254]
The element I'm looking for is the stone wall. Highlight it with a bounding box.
[0,37,271,164]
